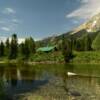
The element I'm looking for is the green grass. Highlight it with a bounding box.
[29,51,64,62]
[73,51,100,63]
[0,51,100,64]
[29,51,100,64]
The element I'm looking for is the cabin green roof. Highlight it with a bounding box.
[37,46,56,52]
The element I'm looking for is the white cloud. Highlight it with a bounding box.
[0,20,21,33]
[12,19,18,22]
[12,19,21,24]
[0,37,7,42]
[18,38,25,44]
[2,7,16,14]
[0,37,25,44]
[1,27,10,32]
[66,0,100,20]
[78,0,89,3]
[34,38,41,41]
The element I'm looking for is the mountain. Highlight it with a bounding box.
[71,13,100,34]
[37,13,100,47]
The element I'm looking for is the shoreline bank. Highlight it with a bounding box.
[0,60,100,65]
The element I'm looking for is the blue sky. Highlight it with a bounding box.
[0,0,100,41]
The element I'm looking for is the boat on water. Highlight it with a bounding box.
[67,72,77,76]
[67,72,100,78]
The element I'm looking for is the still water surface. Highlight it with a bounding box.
[0,63,100,100]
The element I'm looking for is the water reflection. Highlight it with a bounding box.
[0,64,100,99]
[63,64,100,100]
[0,64,49,97]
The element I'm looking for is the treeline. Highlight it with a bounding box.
[0,34,36,60]
[73,34,92,51]
[62,34,93,62]
[0,32,99,63]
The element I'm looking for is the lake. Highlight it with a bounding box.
[0,63,100,100]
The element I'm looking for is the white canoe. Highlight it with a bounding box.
[67,72,77,76]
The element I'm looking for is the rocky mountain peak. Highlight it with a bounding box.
[71,13,100,34]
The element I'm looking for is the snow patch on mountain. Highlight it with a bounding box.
[92,20,97,27]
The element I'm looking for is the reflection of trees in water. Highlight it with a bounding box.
[1,63,100,99]
[64,64,74,72]
[4,64,36,87]
[0,79,6,99]
[20,68,36,83]
[4,64,18,87]
[61,64,100,99]
[62,64,74,81]
[0,67,6,85]
[0,67,4,78]
[0,66,7,99]
[10,68,17,87]
[0,64,33,85]
[62,64,74,94]
[0,64,49,96]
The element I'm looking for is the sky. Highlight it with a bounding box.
[0,0,100,41]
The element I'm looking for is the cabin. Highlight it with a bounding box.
[37,46,57,53]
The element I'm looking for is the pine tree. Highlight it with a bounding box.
[62,35,73,62]
[0,41,5,57]
[92,32,100,50]
[84,34,92,51]
[19,42,25,59]
[9,34,18,59]
[29,37,36,54]
[23,38,30,59]
[75,39,83,51]
[19,37,36,60]
[5,38,10,56]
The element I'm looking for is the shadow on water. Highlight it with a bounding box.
[0,63,49,99]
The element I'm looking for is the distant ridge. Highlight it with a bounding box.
[37,13,100,47]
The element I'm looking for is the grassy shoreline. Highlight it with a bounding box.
[29,51,100,64]
[0,51,100,64]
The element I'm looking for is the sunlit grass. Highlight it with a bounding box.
[73,51,100,63]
